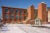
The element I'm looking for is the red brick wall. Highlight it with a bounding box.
[26,5,35,24]
[2,6,27,23]
[27,5,35,20]
[38,3,48,24]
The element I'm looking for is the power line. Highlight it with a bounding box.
[26,0,33,4]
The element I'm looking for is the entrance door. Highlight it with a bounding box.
[35,19,41,26]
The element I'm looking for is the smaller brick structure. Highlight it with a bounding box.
[38,2,48,24]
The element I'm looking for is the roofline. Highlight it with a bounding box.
[2,6,27,10]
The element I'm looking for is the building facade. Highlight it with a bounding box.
[2,6,27,23]
[2,2,49,24]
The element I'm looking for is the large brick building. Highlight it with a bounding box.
[2,2,49,24]
[2,6,27,23]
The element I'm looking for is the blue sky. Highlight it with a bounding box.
[0,0,50,18]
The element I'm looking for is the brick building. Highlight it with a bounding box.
[2,6,27,23]
[2,2,48,24]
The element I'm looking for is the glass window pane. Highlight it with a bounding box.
[16,10,18,12]
[19,10,23,15]
[5,14,9,19]
[10,15,14,19]
[24,11,26,13]
[24,16,26,20]
[16,10,18,15]
[20,15,22,19]
[5,8,8,12]
[16,15,18,19]
[36,20,39,22]
[20,11,22,14]
[10,9,14,13]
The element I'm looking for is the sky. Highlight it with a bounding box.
[0,0,50,18]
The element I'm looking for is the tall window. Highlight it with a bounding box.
[5,8,8,13]
[19,15,22,19]
[16,10,18,14]
[16,15,18,19]
[36,20,39,22]
[24,11,26,13]
[24,11,27,16]
[16,10,18,13]
[20,10,22,15]
[10,8,14,13]
[10,15,14,19]
[24,16,26,20]
[5,14,9,19]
